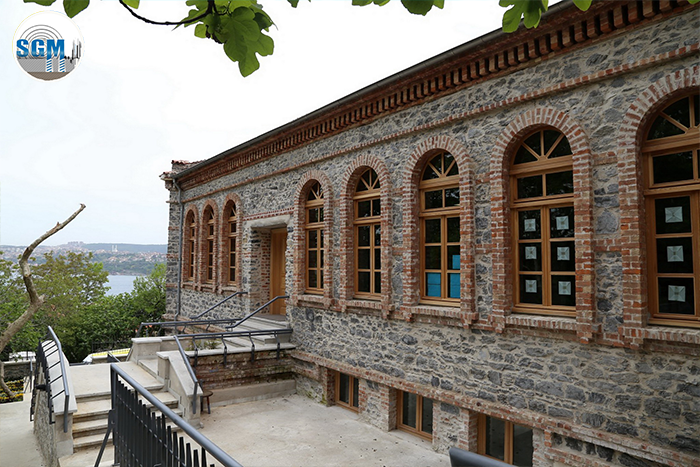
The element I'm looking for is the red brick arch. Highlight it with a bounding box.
[400,135,476,326]
[617,66,700,347]
[338,155,393,313]
[199,200,219,288]
[219,193,243,292]
[489,108,595,340]
[182,205,200,289]
[291,170,335,306]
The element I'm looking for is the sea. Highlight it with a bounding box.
[106,275,139,296]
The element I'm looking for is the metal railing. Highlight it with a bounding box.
[174,326,293,416]
[193,291,247,319]
[136,291,248,337]
[95,363,243,467]
[226,295,288,331]
[30,326,71,433]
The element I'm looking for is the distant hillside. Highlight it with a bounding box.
[0,242,167,276]
[84,243,167,254]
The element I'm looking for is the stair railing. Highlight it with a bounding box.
[173,326,294,416]
[226,295,288,331]
[173,334,203,416]
[30,326,71,433]
[94,363,243,467]
[193,290,247,319]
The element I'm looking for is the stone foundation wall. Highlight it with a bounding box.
[193,350,294,390]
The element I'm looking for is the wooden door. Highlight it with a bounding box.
[270,228,287,315]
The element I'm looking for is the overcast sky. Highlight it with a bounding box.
[1,0,509,247]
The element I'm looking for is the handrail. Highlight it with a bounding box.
[193,290,247,319]
[103,363,243,467]
[173,335,202,416]
[137,317,244,337]
[31,326,71,433]
[227,295,288,331]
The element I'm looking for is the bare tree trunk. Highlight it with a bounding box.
[0,204,85,399]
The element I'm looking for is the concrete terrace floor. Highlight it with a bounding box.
[1,388,449,467]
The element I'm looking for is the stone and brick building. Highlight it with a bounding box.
[162,1,700,465]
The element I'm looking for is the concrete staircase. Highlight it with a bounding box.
[59,315,295,466]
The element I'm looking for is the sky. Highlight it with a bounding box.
[1,0,510,247]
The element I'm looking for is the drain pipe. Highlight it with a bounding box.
[173,178,184,319]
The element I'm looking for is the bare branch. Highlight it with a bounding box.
[118,0,214,26]
[0,204,86,356]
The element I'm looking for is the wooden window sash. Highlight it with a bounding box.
[510,129,575,317]
[643,94,700,327]
[205,211,215,283]
[227,205,237,285]
[420,214,460,304]
[477,414,525,465]
[397,391,432,440]
[186,217,196,281]
[334,372,359,412]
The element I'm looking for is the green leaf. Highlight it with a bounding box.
[401,0,436,15]
[194,23,207,38]
[500,0,547,33]
[23,0,57,6]
[287,0,299,6]
[352,0,373,5]
[122,0,139,8]
[572,0,592,10]
[63,0,90,18]
[687,0,699,3]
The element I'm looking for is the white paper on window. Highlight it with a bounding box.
[556,216,569,230]
[667,245,684,263]
[557,247,570,261]
[525,246,537,260]
[525,280,538,293]
[665,206,683,224]
[558,281,572,296]
[668,285,686,302]
[524,219,537,232]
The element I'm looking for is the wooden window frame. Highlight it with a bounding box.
[354,169,381,299]
[334,371,359,412]
[643,94,700,327]
[205,208,215,283]
[226,202,238,285]
[305,182,325,295]
[419,151,460,305]
[510,129,576,317]
[396,390,433,440]
[477,414,533,466]
[185,212,196,282]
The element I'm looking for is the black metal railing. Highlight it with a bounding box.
[173,325,293,416]
[193,291,247,319]
[226,295,288,331]
[30,326,71,433]
[137,317,243,337]
[95,363,243,467]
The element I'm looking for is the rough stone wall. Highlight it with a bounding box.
[163,7,700,467]
[289,307,699,457]
[33,379,58,467]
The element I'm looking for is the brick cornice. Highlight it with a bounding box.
[176,0,698,191]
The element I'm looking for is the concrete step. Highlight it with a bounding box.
[137,358,160,380]
[73,404,183,439]
[73,391,179,423]
[73,422,183,452]
[222,338,296,352]
[59,445,114,467]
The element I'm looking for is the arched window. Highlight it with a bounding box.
[644,93,700,326]
[204,207,215,283]
[510,129,575,316]
[420,151,460,303]
[226,202,238,285]
[354,169,381,298]
[185,211,196,282]
[306,182,325,294]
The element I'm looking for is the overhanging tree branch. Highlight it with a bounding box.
[118,0,214,26]
[0,204,86,399]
